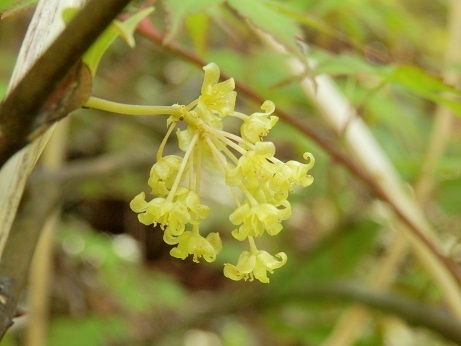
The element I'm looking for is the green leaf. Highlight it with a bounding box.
[162,0,224,44]
[386,65,461,116]
[226,0,301,54]
[185,12,210,57]
[63,7,154,76]
[312,51,391,76]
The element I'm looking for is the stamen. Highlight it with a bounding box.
[157,121,178,161]
[168,132,199,200]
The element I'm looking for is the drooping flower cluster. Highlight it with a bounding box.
[130,63,314,283]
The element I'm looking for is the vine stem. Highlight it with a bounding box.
[0,0,134,259]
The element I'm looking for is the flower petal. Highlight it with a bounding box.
[130,192,148,213]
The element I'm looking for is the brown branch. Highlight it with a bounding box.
[135,22,461,288]
[0,181,61,339]
[0,0,136,337]
[0,0,133,168]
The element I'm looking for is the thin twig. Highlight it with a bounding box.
[0,0,134,337]
[0,0,133,167]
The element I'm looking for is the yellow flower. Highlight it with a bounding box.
[169,226,222,263]
[240,100,278,143]
[199,63,236,117]
[225,141,277,190]
[130,188,209,239]
[229,200,291,240]
[130,192,175,227]
[162,188,209,240]
[224,250,287,283]
[285,152,315,187]
[148,155,183,196]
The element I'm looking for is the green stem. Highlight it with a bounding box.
[248,236,258,254]
[157,121,177,161]
[195,139,203,195]
[167,133,199,200]
[85,96,183,116]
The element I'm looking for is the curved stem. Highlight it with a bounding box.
[85,96,182,116]
[157,121,177,161]
[248,236,258,254]
[195,139,203,195]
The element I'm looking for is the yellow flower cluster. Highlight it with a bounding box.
[130,63,314,283]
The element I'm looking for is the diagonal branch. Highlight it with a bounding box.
[0,0,133,334]
[0,0,133,168]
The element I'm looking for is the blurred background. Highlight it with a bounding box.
[1,0,461,345]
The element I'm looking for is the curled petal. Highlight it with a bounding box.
[223,263,245,281]
[303,152,315,169]
[229,204,251,226]
[170,229,222,263]
[240,101,278,143]
[253,251,287,283]
[286,160,314,187]
[132,196,175,227]
[257,251,287,270]
[229,201,290,239]
[130,192,148,213]
[223,250,287,283]
[223,252,255,281]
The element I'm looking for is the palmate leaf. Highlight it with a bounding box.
[226,0,302,55]
[386,65,461,116]
[62,7,154,76]
[311,54,461,117]
[162,0,225,44]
